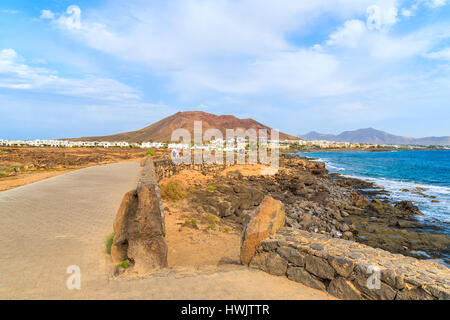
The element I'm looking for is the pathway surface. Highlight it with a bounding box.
[0,162,335,300]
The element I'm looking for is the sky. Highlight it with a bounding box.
[1,0,450,139]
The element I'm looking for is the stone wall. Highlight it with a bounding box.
[249,227,450,300]
[111,157,168,272]
[151,153,326,182]
[153,156,237,181]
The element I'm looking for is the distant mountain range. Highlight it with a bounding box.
[299,128,450,146]
[73,111,297,142]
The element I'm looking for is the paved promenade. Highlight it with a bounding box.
[0,162,334,299]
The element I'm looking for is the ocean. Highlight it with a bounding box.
[296,150,450,235]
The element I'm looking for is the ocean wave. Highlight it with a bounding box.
[335,173,450,224]
[305,156,450,225]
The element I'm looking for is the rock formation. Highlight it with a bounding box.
[240,196,286,265]
[111,184,168,273]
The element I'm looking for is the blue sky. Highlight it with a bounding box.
[1,0,450,139]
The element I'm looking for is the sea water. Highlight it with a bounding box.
[296,150,450,236]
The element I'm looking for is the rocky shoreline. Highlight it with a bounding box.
[183,153,449,266]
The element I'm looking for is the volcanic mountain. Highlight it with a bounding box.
[75,111,297,142]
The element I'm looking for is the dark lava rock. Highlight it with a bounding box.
[395,201,424,215]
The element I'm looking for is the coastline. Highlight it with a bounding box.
[155,152,450,266]
[284,151,450,266]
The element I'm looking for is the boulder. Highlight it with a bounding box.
[352,193,369,208]
[277,247,305,267]
[287,267,326,291]
[111,190,138,263]
[328,277,362,300]
[395,201,424,215]
[395,286,435,300]
[370,199,384,213]
[328,256,355,278]
[305,255,335,280]
[266,253,288,276]
[111,185,168,273]
[350,265,397,300]
[248,252,287,276]
[240,196,286,265]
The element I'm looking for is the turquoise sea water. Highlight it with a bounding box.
[296,150,450,235]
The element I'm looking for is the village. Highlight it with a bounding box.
[0,138,418,151]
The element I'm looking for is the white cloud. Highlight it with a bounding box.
[0,9,19,14]
[40,10,54,20]
[401,0,447,17]
[41,5,82,30]
[36,1,450,115]
[326,18,432,60]
[0,48,140,101]
[366,5,398,30]
[56,5,82,30]
[426,0,447,8]
[425,47,450,60]
[327,20,366,47]
[401,8,414,16]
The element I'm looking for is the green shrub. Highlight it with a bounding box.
[181,218,198,228]
[105,232,115,254]
[207,186,216,191]
[145,149,155,156]
[204,213,219,225]
[161,180,185,200]
[188,187,198,193]
[115,260,130,269]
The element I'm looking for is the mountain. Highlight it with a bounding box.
[299,128,450,146]
[74,111,298,142]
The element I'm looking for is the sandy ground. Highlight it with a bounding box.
[221,164,274,177]
[160,170,241,266]
[0,169,74,191]
[160,165,279,267]
[0,158,143,192]
[165,199,242,266]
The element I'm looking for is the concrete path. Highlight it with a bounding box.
[0,162,334,300]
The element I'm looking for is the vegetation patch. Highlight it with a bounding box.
[145,149,155,156]
[188,187,199,193]
[204,213,219,225]
[181,218,198,229]
[221,227,231,233]
[207,185,216,191]
[115,260,131,269]
[161,180,185,200]
[105,232,115,254]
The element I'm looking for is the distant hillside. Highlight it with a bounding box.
[299,128,450,146]
[74,111,298,142]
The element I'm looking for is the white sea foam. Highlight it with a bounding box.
[309,157,450,224]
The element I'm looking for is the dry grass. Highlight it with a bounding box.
[161,180,186,200]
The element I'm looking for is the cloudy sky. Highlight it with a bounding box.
[1,0,450,139]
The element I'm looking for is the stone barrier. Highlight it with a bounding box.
[111,157,168,272]
[153,156,233,182]
[240,196,286,265]
[248,227,450,300]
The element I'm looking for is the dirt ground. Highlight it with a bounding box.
[221,164,274,177]
[160,165,276,267]
[160,169,240,266]
[164,198,242,266]
[0,169,74,192]
[0,146,166,191]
